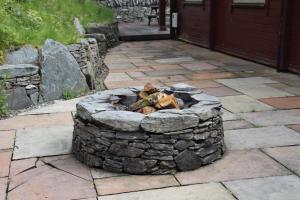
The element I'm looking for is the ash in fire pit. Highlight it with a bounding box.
[72,83,225,174]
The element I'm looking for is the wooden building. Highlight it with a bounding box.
[173,0,300,73]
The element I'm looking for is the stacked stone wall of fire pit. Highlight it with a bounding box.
[72,84,225,175]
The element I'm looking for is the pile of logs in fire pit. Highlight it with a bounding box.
[129,83,181,115]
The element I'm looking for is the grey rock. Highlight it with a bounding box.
[5,46,39,65]
[92,111,144,132]
[174,140,195,151]
[74,17,85,35]
[108,144,144,158]
[129,142,150,149]
[122,158,157,174]
[77,101,114,121]
[159,161,176,169]
[40,39,88,102]
[147,137,177,144]
[116,131,149,140]
[194,132,211,140]
[0,64,39,79]
[141,155,173,161]
[6,87,33,110]
[150,143,174,151]
[145,149,176,156]
[189,106,221,121]
[175,150,202,171]
[196,145,219,157]
[141,110,199,133]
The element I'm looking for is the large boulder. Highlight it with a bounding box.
[6,87,33,110]
[39,39,88,102]
[5,46,39,65]
[0,64,39,79]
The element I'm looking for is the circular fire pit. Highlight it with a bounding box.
[72,83,225,175]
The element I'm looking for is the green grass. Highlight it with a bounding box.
[0,0,114,63]
[0,78,8,117]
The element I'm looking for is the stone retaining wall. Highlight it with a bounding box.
[68,38,109,91]
[0,22,117,110]
[99,0,161,22]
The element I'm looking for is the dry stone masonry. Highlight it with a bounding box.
[0,19,115,110]
[73,84,225,174]
[99,0,160,22]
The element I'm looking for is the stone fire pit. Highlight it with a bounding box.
[72,84,225,175]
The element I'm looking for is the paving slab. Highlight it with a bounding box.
[155,57,195,64]
[13,126,73,159]
[267,83,300,96]
[0,130,15,150]
[217,77,293,99]
[203,86,241,97]
[0,151,11,178]
[165,80,223,89]
[151,64,183,70]
[220,95,274,113]
[105,80,163,89]
[91,168,126,179]
[8,165,96,200]
[259,96,300,109]
[42,155,93,181]
[221,109,239,121]
[180,61,218,71]
[95,175,179,195]
[0,112,73,130]
[239,109,300,126]
[0,178,7,200]
[175,150,290,185]
[287,124,300,133]
[10,158,37,176]
[263,146,300,176]
[105,73,133,82]
[144,69,191,77]
[224,175,300,200]
[225,126,300,150]
[188,72,235,80]
[98,183,235,200]
[19,98,83,115]
[223,120,253,130]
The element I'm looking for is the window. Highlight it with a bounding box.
[233,0,266,6]
[184,0,204,5]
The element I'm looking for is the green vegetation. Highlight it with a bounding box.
[0,0,114,63]
[0,78,8,117]
[63,88,87,100]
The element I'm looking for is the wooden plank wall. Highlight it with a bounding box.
[213,0,281,66]
[177,1,212,47]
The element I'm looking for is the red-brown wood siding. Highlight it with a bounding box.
[286,0,300,73]
[177,1,211,47]
[213,0,281,66]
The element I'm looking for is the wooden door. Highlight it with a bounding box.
[286,0,300,73]
[213,0,281,66]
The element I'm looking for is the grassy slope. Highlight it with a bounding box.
[0,0,114,63]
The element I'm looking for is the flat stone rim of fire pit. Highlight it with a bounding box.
[72,83,226,175]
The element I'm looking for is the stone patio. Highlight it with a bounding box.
[0,40,300,200]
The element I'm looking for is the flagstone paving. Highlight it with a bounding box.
[263,146,300,176]
[13,126,73,159]
[220,95,274,113]
[259,96,300,109]
[224,175,300,200]
[1,40,300,199]
[239,109,300,126]
[98,183,236,200]
[0,130,15,150]
[0,178,7,200]
[225,126,300,150]
[175,150,291,185]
